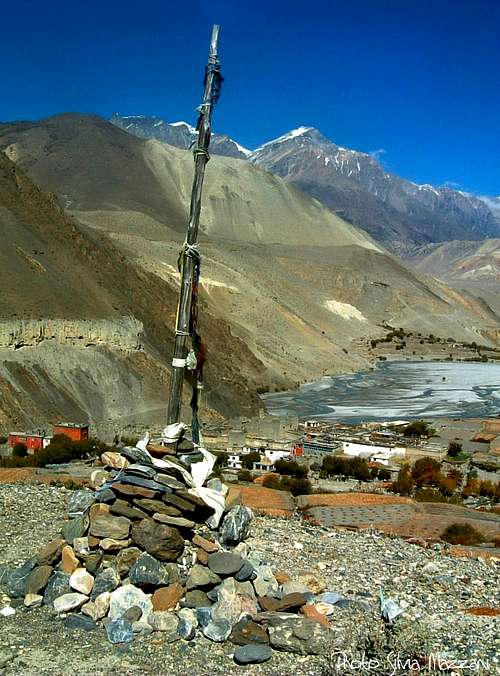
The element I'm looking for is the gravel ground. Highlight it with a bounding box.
[0,483,499,675]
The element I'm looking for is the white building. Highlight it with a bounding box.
[342,441,406,463]
[227,454,243,470]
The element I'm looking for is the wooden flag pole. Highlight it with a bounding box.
[167,25,222,426]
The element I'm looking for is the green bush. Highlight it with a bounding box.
[441,522,484,546]
[447,441,463,458]
[0,436,8,445]
[274,459,308,478]
[392,465,415,496]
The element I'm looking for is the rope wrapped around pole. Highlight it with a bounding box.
[167,25,222,440]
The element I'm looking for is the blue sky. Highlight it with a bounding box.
[1,0,499,194]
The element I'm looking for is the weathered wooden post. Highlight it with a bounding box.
[167,24,222,431]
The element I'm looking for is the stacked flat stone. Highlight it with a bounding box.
[2,445,333,665]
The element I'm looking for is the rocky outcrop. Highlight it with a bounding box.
[0,318,143,351]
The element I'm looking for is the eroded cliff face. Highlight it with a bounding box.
[0,318,143,350]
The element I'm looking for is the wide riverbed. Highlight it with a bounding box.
[263,361,500,422]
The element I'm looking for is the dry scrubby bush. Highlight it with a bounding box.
[262,473,312,496]
[321,455,372,481]
[441,522,485,546]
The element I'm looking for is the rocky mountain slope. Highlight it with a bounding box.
[110,114,250,160]
[407,239,500,316]
[0,149,269,433]
[110,117,500,254]
[249,127,500,254]
[0,114,499,430]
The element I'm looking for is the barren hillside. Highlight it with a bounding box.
[0,114,499,430]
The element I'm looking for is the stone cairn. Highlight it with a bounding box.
[2,431,332,665]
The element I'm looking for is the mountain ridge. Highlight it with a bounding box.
[109,114,500,253]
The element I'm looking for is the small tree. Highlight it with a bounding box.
[403,420,433,438]
[13,442,28,458]
[411,457,442,487]
[392,465,415,496]
[447,441,463,458]
[262,473,280,490]
[237,468,253,483]
[242,451,261,469]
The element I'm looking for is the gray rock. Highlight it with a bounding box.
[186,564,221,590]
[253,565,278,598]
[122,605,143,622]
[181,590,212,608]
[320,592,343,605]
[155,474,185,491]
[177,616,196,640]
[82,552,102,575]
[95,488,116,504]
[106,618,134,644]
[89,515,131,540]
[130,518,184,562]
[203,619,232,642]
[62,515,89,545]
[207,552,244,576]
[118,475,169,493]
[125,464,157,480]
[120,446,154,466]
[129,553,166,587]
[147,611,179,639]
[63,614,97,631]
[164,562,181,585]
[235,560,255,582]
[211,577,257,625]
[67,490,95,517]
[108,499,147,520]
[196,606,212,628]
[207,478,225,494]
[152,513,195,529]
[268,617,330,655]
[178,607,198,628]
[7,558,37,598]
[234,644,273,665]
[43,571,71,605]
[219,505,252,545]
[53,592,89,613]
[114,547,142,577]
[108,584,153,621]
[281,581,310,596]
[90,568,120,601]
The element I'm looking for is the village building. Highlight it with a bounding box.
[53,422,89,441]
[7,430,51,454]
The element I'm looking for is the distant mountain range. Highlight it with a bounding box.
[110,114,500,254]
[110,114,251,160]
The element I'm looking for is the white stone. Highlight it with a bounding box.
[70,568,94,595]
[108,584,153,621]
[53,592,88,613]
[100,538,131,551]
[73,537,90,556]
[0,606,15,617]
[24,593,43,608]
[315,602,335,616]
